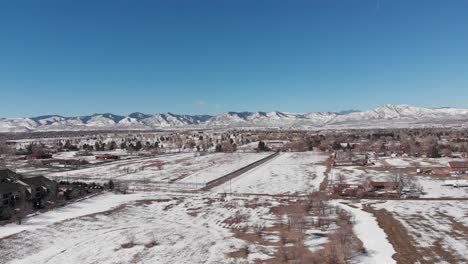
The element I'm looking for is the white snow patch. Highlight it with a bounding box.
[334,201,396,264]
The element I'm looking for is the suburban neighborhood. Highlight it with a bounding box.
[0,127,467,263]
[1,0,468,263]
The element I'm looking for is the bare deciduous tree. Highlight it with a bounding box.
[152,160,165,170]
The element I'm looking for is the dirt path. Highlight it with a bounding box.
[362,204,429,264]
[320,155,334,191]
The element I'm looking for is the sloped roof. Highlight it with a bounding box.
[0,182,23,194]
[448,161,468,168]
[22,176,55,187]
[0,169,20,180]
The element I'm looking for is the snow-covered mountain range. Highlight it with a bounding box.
[2,104,468,132]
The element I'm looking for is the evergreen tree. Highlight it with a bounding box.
[109,141,117,150]
[135,141,143,151]
[215,144,223,152]
[428,144,441,158]
[120,142,127,150]
[258,141,269,151]
[94,142,101,152]
[108,180,115,190]
[332,142,342,150]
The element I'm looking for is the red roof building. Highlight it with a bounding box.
[95,154,120,161]
[447,161,468,174]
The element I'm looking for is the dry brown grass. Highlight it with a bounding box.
[120,242,136,249]
[225,193,364,264]
[144,239,158,249]
[363,205,427,264]
[226,246,250,259]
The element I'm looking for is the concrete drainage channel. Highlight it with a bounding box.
[202,151,281,191]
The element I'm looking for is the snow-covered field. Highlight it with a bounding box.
[2,150,467,263]
[179,152,271,185]
[0,193,249,264]
[417,177,468,198]
[372,200,468,263]
[46,152,195,182]
[384,157,458,168]
[0,191,338,264]
[0,192,149,239]
[52,149,133,164]
[214,152,329,194]
[45,153,270,187]
[331,166,393,184]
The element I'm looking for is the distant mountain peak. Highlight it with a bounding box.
[128,112,151,120]
[336,109,361,115]
[2,104,468,132]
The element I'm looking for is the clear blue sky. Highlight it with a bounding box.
[1,0,468,117]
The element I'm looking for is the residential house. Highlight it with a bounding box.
[331,184,363,196]
[0,169,20,183]
[95,154,120,161]
[366,181,400,198]
[334,151,369,166]
[22,176,58,207]
[367,181,400,192]
[447,161,468,175]
[26,153,53,160]
[0,183,26,207]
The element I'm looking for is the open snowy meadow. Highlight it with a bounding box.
[1,151,467,264]
[213,152,329,194]
[370,200,468,263]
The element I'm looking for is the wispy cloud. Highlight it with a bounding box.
[195,100,206,106]
[375,0,382,12]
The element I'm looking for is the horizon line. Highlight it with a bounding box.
[2,104,467,119]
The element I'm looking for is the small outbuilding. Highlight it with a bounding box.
[447,161,468,175]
